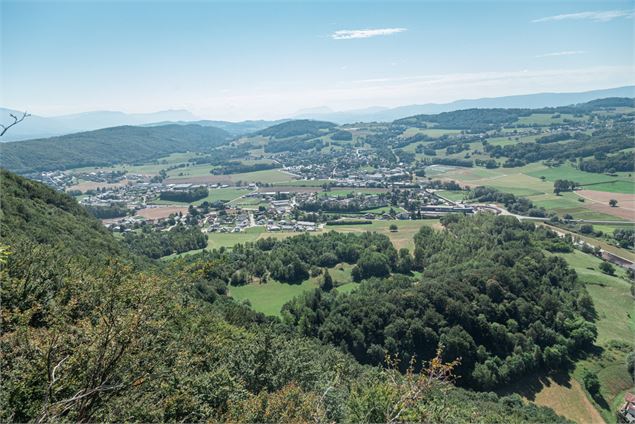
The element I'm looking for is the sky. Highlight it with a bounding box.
[1,0,634,120]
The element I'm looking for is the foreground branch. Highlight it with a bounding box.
[0,111,30,137]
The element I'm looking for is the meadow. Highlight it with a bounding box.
[229,263,356,316]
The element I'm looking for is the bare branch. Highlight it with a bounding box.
[0,111,30,137]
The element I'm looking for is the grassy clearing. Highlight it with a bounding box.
[436,190,468,202]
[230,279,319,316]
[557,251,633,344]
[327,219,440,250]
[230,263,356,316]
[206,227,265,250]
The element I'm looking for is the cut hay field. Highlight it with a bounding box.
[136,205,189,220]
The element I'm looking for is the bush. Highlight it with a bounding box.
[582,370,600,395]
[599,261,615,276]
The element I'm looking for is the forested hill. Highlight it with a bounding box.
[0,169,125,259]
[1,170,569,423]
[257,119,336,138]
[0,124,231,174]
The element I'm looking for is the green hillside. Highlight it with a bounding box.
[257,119,336,138]
[0,169,124,258]
[0,124,231,174]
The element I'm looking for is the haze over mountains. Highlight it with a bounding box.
[2,85,633,141]
[296,85,635,123]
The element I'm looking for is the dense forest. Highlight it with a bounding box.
[84,203,130,219]
[0,124,231,174]
[159,186,209,203]
[258,119,336,138]
[122,224,207,258]
[282,215,595,389]
[0,169,570,422]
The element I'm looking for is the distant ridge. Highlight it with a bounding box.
[294,85,635,123]
[0,108,200,141]
[2,86,633,140]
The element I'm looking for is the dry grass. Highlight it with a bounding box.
[576,190,635,221]
[136,206,189,220]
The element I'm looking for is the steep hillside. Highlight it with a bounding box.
[0,169,124,258]
[0,124,231,174]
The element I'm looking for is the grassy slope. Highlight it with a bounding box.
[503,250,634,424]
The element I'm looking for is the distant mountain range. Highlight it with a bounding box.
[0,109,199,142]
[293,86,635,123]
[2,85,633,141]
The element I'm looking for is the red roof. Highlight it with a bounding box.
[625,393,635,404]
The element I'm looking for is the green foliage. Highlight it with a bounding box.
[320,269,334,292]
[0,171,578,422]
[598,261,615,275]
[579,151,635,173]
[159,186,209,202]
[553,179,577,194]
[84,203,130,219]
[469,186,546,216]
[330,130,353,141]
[122,225,207,259]
[0,124,230,174]
[258,119,336,138]
[283,215,596,389]
[582,370,601,395]
[0,169,125,260]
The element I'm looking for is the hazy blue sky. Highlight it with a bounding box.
[2,0,634,119]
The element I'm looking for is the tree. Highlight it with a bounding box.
[320,268,334,292]
[609,199,618,207]
[582,370,600,395]
[0,111,30,137]
[389,223,398,232]
[598,261,615,275]
[627,352,635,377]
[579,224,594,234]
[352,252,390,281]
[553,179,576,195]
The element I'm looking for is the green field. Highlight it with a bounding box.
[436,190,469,201]
[526,164,634,193]
[557,251,635,423]
[230,279,319,316]
[229,263,356,316]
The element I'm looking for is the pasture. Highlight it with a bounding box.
[229,263,356,316]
